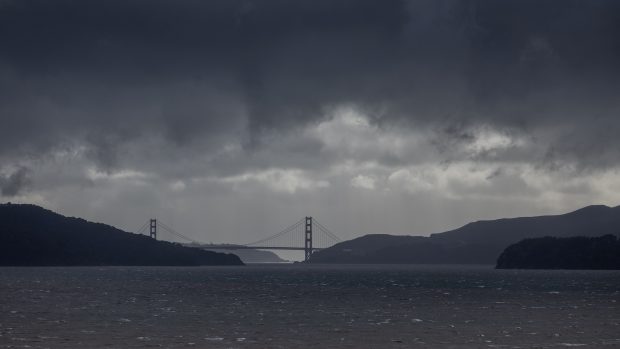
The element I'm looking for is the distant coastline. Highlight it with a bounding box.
[4,202,620,267]
[184,243,287,263]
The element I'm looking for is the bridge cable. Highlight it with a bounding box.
[135,221,149,235]
[157,221,202,244]
[244,217,305,247]
[244,218,304,247]
[313,219,342,243]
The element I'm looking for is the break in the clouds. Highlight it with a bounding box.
[1,0,620,247]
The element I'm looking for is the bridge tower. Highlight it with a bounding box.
[304,216,313,261]
[149,218,157,240]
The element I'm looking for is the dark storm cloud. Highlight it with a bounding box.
[1,0,620,172]
[0,166,31,196]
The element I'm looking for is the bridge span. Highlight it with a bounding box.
[135,216,340,261]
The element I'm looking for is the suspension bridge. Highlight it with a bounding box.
[135,217,341,261]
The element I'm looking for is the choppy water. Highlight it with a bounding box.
[1,264,619,348]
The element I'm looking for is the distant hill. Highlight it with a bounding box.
[0,203,243,266]
[309,205,620,264]
[185,243,287,263]
[497,235,620,270]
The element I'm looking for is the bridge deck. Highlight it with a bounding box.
[195,246,325,251]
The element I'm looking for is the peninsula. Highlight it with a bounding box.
[0,203,243,266]
[496,235,620,269]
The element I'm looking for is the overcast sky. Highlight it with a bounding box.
[1,0,620,251]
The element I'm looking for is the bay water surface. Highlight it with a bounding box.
[1,264,619,348]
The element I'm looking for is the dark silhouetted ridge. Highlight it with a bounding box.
[0,203,243,266]
[309,204,620,264]
[496,235,620,270]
